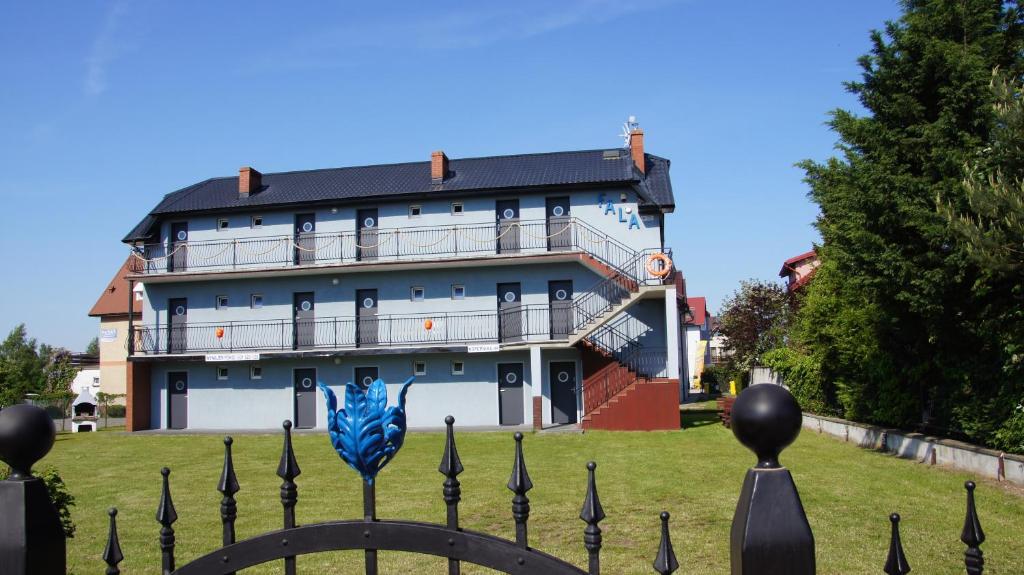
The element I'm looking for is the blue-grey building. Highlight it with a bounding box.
[121,127,685,431]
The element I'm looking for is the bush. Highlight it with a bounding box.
[0,465,75,537]
[105,404,125,418]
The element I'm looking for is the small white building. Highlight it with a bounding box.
[683,296,712,394]
[71,368,101,395]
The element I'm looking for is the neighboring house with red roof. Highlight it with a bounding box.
[779,249,820,292]
[682,296,713,394]
[88,257,143,404]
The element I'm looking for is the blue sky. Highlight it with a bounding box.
[0,0,901,350]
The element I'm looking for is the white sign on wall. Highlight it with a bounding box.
[100,329,118,342]
[467,344,501,354]
[205,353,260,362]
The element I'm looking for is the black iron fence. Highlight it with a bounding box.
[131,305,562,354]
[0,385,996,574]
[128,218,639,276]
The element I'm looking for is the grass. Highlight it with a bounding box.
[42,414,1024,574]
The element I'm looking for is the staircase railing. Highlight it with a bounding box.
[571,247,674,337]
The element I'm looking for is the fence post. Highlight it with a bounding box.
[728,385,815,574]
[0,404,65,575]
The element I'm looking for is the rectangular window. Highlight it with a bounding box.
[251,216,263,228]
[452,284,465,300]
[250,365,263,380]
[451,202,464,215]
[218,218,230,231]
[217,366,229,380]
[451,360,465,376]
[411,286,425,302]
[216,295,229,310]
[409,205,422,218]
[413,360,427,376]
[250,294,263,309]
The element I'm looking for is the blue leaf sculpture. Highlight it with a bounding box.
[319,376,414,484]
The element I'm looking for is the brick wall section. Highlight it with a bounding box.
[431,151,448,182]
[629,129,645,174]
[238,166,262,197]
[125,362,151,431]
[533,397,543,430]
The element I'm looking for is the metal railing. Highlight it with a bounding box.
[572,247,674,337]
[128,218,638,275]
[131,305,561,354]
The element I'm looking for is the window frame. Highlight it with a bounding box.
[451,284,465,300]
[410,286,425,302]
[250,365,263,380]
[413,360,427,376]
[217,218,230,231]
[250,294,263,309]
[251,215,263,229]
[451,202,464,215]
[409,204,422,218]
[216,295,229,310]
[451,360,465,376]
[217,366,229,380]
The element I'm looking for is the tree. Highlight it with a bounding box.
[0,324,46,407]
[717,280,789,377]
[41,351,77,431]
[95,392,125,427]
[794,0,1024,444]
[85,337,99,357]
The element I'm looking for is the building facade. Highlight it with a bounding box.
[682,296,712,394]
[88,257,142,403]
[122,129,683,431]
[779,249,819,293]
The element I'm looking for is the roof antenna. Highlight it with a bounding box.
[620,115,639,147]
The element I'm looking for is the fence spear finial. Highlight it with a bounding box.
[507,432,533,548]
[653,511,679,575]
[155,467,177,575]
[102,508,123,575]
[961,481,985,575]
[218,436,240,574]
[580,461,605,575]
[883,513,911,575]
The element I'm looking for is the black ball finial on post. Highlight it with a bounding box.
[0,404,66,575]
[729,385,815,575]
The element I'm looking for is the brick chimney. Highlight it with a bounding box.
[629,129,645,174]
[431,151,449,184]
[239,167,262,198]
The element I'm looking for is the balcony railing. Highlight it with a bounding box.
[128,218,638,276]
[130,305,566,355]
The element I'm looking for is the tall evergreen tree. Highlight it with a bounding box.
[798,0,1024,443]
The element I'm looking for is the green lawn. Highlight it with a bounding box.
[42,414,1024,574]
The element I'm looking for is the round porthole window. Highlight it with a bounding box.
[176,230,187,241]
[505,372,518,384]
[302,222,314,233]
[504,292,516,303]
[557,371,570,383]
[300,301,312,311]
[362,376,374,387]
[362,298,375,309]
[174,306,186,316]
[364,217,375,228]
[174,380,185,391]
[552,206,565,217]
[301,377,313,389]
[502,208,515,219]
[555,289,568,300]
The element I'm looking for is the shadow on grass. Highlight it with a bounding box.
[681,411,720,430]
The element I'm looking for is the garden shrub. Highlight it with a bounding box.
[0,465,75,537]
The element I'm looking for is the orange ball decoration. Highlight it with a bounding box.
[215,327,225,338]
[424,319,433,330]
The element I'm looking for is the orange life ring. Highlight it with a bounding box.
[646,253,673,277]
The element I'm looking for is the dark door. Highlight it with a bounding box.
[495,199,520,253]
[294,368,317,429]
[546,197,571,251]
[168,372,188,429]
[169,222,188,271]
[354,366,379,390]
[356,289,378,346]
[548,280,574,339]
[168,298,188,353]
[294,213,316,265]
[293,292,315,349]
[498,363,524,425]
[497,283,523,342]
[550,361,578,424]
[357,209,379,261]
